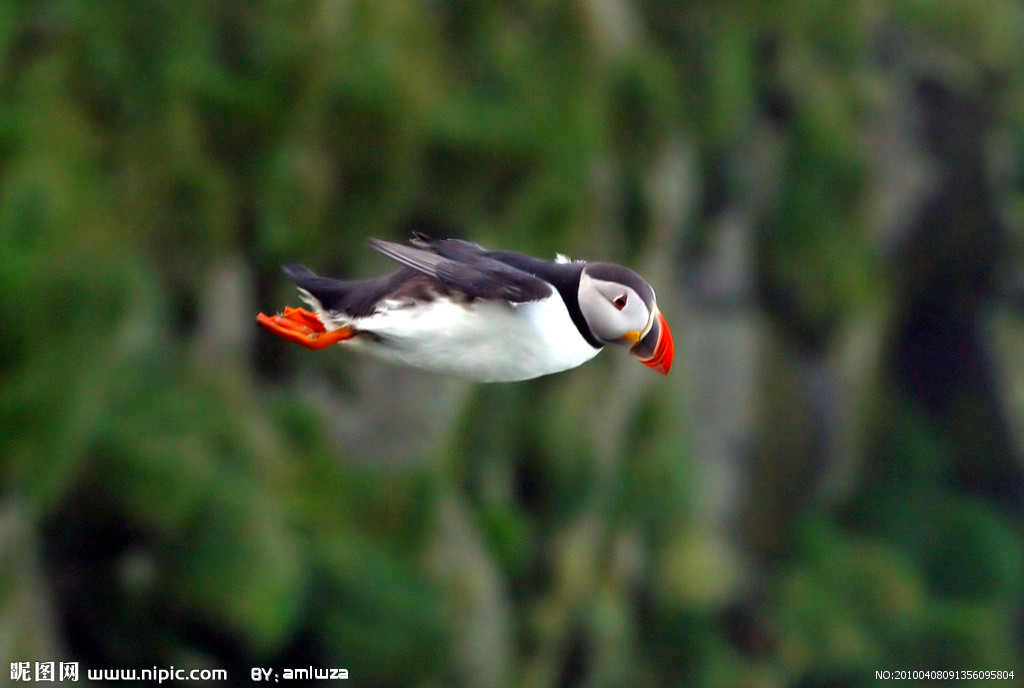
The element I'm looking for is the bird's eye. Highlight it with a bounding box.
[612,295,628,310]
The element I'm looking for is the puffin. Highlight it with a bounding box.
[256,234,673,382]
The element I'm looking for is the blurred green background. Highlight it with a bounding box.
[3,1,1024,686]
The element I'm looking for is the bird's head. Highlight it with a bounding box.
[578,263,673,375]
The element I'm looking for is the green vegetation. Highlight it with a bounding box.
[2,1,1022,685]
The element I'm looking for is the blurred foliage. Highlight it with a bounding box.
[2,1,1024,686]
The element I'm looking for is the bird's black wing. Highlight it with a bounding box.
[369,235,553,303]
[283,264,432,318]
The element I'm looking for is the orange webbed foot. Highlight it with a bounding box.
[257,307,354,350]
[281,306,326,333]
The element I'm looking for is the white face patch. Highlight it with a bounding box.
[577,271,653,344]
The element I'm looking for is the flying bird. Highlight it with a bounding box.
[257,234,673,382]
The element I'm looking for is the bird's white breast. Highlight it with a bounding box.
[318,294,600,382]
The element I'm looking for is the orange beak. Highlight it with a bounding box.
[629,308,673,375]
